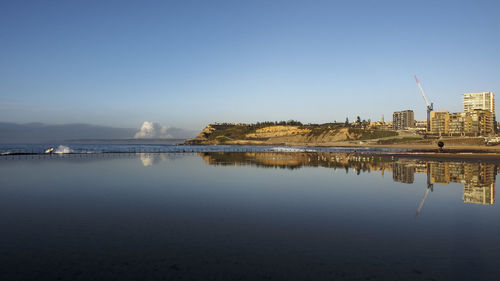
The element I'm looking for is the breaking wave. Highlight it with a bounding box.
[269,147,317,152]
[54,145,73,154]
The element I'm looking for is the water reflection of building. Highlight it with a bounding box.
[428,162,496,205]
[392,162,415,184]
[464,183,495,205]
[463,164,496,205]
[200,152,497,206]
[429,162,450,184]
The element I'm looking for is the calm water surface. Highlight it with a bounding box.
[1,152,499,281]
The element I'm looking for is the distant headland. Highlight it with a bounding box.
[185,121,500,154]
[186,121,406,146]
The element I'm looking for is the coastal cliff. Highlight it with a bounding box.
[185,123,399,145]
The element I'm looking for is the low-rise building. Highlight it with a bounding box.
[414,120,427,133]
[415,120,427,128]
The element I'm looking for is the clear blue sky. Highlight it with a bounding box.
[1,0,499,130]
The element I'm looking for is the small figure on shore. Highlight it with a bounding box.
[437,141,444,153]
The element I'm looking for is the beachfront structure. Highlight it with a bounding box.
[429,111,449,135]
[392,110,414,130]
[414,120,427,133]
[463,92,495,113]
[448,112,466,135]
[429,109,494,136]
[465,109,494,136]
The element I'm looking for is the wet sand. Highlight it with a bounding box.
[340,143,500,163]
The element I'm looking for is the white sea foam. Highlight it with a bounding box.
[270,147,310,152]
[54,145,73,154]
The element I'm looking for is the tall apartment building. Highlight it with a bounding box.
[392,110,414,130]
[463,92,495,113]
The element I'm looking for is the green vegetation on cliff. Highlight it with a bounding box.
[303,123,343,136]
[348,128,398,140]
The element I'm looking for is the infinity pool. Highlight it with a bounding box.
[1,153,498,281]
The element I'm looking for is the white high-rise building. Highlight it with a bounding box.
[463,92,495,113]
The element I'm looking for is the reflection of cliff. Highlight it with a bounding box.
[200,152,497,205]
[200,152,395,174]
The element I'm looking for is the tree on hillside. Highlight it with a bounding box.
[345,117,349,127]
[362,119,368,130]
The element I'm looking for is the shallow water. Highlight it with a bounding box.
[0,153,499,281]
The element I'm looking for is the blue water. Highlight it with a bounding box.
[1,152,498,281]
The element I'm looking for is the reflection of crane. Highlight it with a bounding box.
[414,164,434,219]
[414,75,434,132]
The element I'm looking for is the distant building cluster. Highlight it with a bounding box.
[430,92,495,136]
[392,92,496,136]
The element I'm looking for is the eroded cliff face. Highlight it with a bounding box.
[185,124,373,145]
[187,125,218,144]
[245,126,311,139]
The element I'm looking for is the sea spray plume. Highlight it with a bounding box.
[134,121,173,139]
[55,145,73,154]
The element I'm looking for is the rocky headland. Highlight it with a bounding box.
[185,122,402,146]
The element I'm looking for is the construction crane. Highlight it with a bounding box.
[414,75,433,132]
[414,166,434,219]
